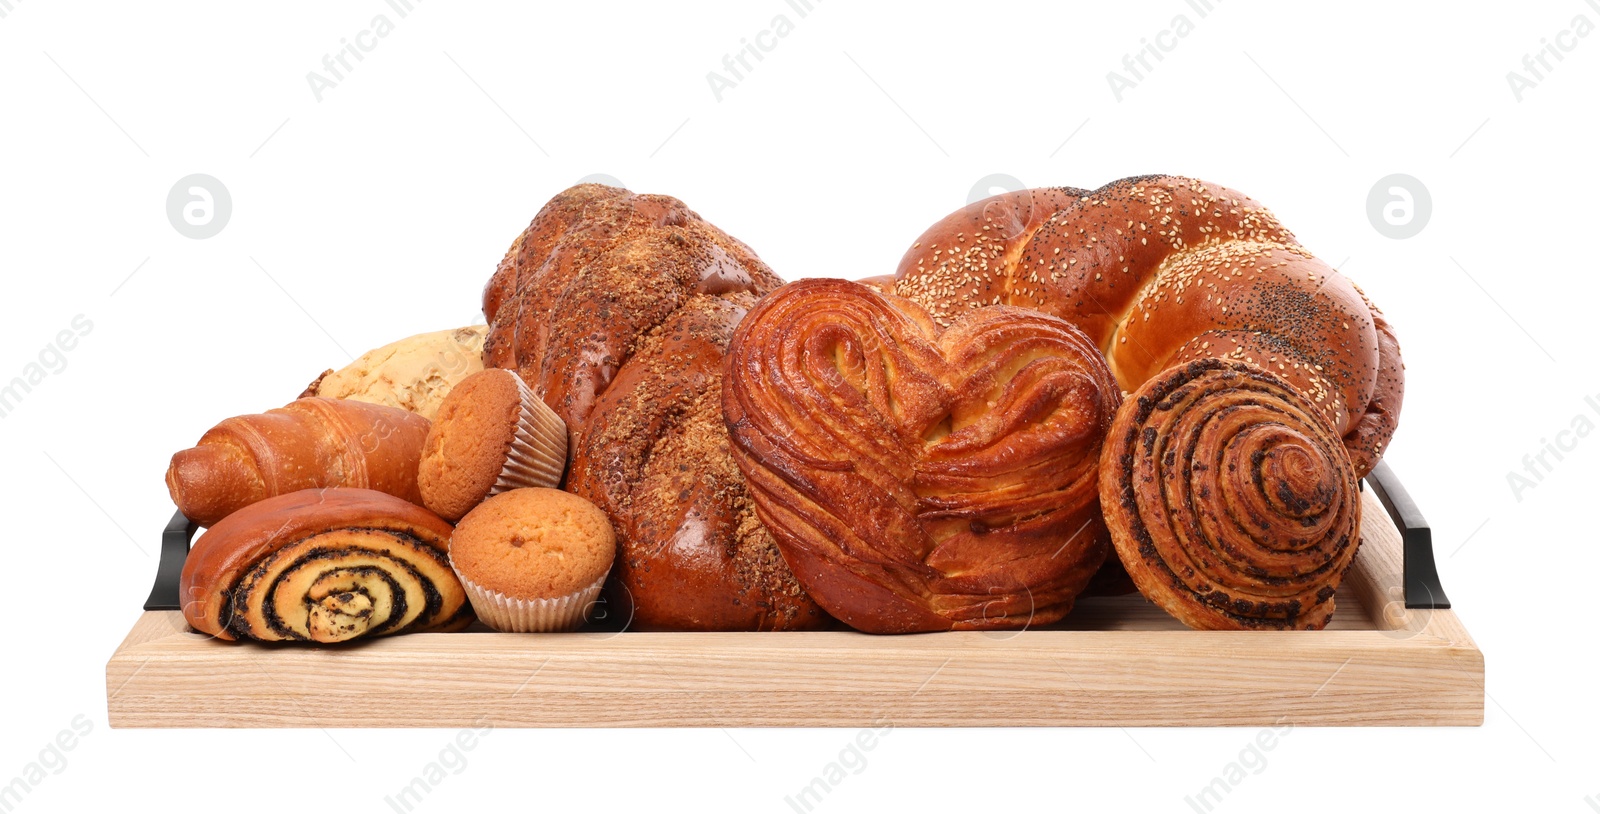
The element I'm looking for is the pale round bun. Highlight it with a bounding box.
[306,326,488,421]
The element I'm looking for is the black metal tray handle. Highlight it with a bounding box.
[144,509,197,612]
[141,464,1452,614]
[1365,461,1451,610]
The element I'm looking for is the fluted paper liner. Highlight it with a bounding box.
[455,569,608,633]
[491,375,568,494]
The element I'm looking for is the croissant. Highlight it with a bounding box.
[893,175,1403,478]
[166,397,430,526]
[1099,359,1361,630]
[179,488,471,642]
[724,278,1120,634]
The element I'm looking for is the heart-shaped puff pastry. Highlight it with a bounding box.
[724,278,1121,633]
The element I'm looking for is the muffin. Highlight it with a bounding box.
[302,325,488,420]
[417,369,567,521]
[448,488,616,632]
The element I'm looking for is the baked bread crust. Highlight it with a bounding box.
[895,175,1402,477]
[166,397,430,527]
[483,184,829,631]
[724,278,1119,634]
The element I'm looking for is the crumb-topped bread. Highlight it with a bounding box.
[480,184,830,631]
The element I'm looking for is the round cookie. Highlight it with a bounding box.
[304,325,488,420]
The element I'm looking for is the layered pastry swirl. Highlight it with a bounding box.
[724,278,1120,633]
[1098,359,1362,630]
[179,488,472,642]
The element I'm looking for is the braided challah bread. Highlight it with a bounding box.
[482,184,830,631]
[893,175,1402,477]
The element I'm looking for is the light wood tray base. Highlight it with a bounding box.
[106,491,1484,727]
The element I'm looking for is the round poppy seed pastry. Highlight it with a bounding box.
[1098,359,1362,630]
[418,369,567,522]
[448,488,616,632]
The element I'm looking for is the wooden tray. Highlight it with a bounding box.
[106,465,1483,728]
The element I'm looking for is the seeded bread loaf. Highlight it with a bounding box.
[893,175,1403,477]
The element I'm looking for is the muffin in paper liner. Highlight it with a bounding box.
[457,569,608,633]
[418,369,568,522]
[447,487,618,634]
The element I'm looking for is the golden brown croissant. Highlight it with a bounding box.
[1099,359,1361,630]
[724,278,1120,634]
[166,397,430,526]
[179,488,471,642]
[893,175,1403,478]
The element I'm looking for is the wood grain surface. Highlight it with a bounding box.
[106,490,1484,727]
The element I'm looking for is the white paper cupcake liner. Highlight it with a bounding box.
[490,375,568,495]
[455,570,607,633]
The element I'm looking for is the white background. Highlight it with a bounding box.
[2,1,1597,811]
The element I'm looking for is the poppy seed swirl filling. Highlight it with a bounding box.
[1098,359,1361,631]
[216,528,466,643]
